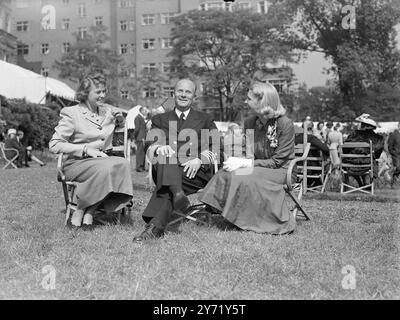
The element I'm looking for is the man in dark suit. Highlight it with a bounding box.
[133,106,149,172]
[133,79,219,243]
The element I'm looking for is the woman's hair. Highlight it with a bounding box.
[317,122,324,130]
[334,123,341,131]
[250,81,286,118]
[75,72,107,102]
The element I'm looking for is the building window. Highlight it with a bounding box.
[257,1,268,14]
[160,13,176,25]
[119,0,133,8]
[121,89,129,99]
[238,2,251,9]
[142,63,156,73]
[95,16,103,26]
[120,44,128,54]
[17,44,29,55]
[41,43,49,55]
[62,42,70,53]
[161,38,173,49]
[62,18,70,30]
[163,87,174,97]
[199,2,233,11]
[78,27,87,39]
[41,67,49,77]
[268,79,286,94]
[141,14,155,25]
[142,39,155,50]
[120,20,127,31]
[78,4,86,17]
[162,63,170,73]
[16,21,29,32]
[62,0,69,4]
[143,88,156,98]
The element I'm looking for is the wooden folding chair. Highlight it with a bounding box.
[0,142,19,169]
[166,151,219,228]
[57,115,132,226]
[340,141,375,195]
[284,142,312,220]
[303,146,329,193]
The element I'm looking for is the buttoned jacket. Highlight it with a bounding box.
[147,108,218,162]
[49,103,120,160]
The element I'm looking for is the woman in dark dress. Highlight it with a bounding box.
[199,81,296,235]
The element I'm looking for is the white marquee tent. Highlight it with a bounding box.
[0,60,75,104]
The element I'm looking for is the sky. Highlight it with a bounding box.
[291,24,400,88]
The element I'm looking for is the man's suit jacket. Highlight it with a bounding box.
[49,103,120,160]
[133,114,147,141]
[148,108,218,163]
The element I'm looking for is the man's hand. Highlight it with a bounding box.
[86,146,109,158]
[181,158,202,179]
[156,145,176,157]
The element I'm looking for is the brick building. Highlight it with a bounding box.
[0,0,17,64]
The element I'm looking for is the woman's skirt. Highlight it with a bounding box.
[199,167,295,235]
[63,156,133,213]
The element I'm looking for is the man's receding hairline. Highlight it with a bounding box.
[175,79,196,93]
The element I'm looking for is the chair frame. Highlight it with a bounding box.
[0,142,19,169]
[303,147,329,193]
[166,152,219,228]
[284,142,312,220]
[339,141,374,195]
[57,118,132,226]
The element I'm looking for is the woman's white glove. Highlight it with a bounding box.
[223,157,253,172]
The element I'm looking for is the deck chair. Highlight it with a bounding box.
[0,142,19,169]
[166,151,219,228]
[57,114,132,226]
[340,141,374,195]
[284,142,312,220]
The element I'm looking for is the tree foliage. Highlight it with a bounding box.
[287,0,400,120]
[53,25,124,105]
[169,5,301,121]
[132,69,169,108]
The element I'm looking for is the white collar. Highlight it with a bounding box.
[175,108,190,119]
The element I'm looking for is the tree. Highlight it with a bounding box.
[53,25,123,104]
[286,0,400,120]
[169,6,301,121]
[131,68,169,109]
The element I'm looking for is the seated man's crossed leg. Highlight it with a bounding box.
[133,160,212,243]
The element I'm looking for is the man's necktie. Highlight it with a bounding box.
[178,113,185,131]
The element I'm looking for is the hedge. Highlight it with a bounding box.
[0,96,60,151]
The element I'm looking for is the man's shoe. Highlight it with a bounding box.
[172,191,190,211]
[133,223,164,243]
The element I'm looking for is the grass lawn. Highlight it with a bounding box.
[0,160,399,300]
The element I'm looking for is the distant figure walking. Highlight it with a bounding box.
[133,106,150,172]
